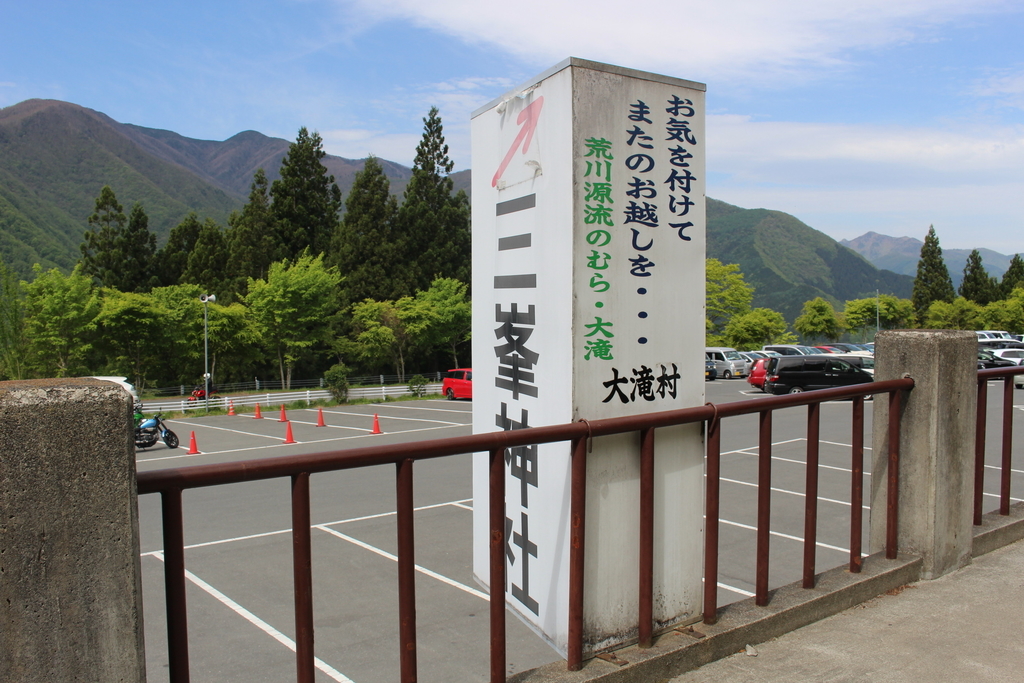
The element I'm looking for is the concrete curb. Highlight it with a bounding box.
[509,552,922,683]
[972,500,1024,557]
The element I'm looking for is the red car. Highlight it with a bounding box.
[442,368,473,400]
[747,358,768,392]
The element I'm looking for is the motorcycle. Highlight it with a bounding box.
[134,405,179,449]
[187,384,217,402]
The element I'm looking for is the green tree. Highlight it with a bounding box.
[958,249,998,305]
[794,297,844,342]
[924,297,982,330]
[351,296,434,381]
[0,257,27,380]
[416,278,472,367]
[999,254,1024,298]
[724,308,794,350]
[911,225,955,321]
[270,127,343,260]
[843,295,916,340]
[842,298,877,340]
[181,219,230,296]
[118,202,159,292]
[395,107,471,294]
[226,168,282,294]
[330,156,403,304]
[706,258,754,340]
[94,289,168,391]
[80,185,127,288]
[22,265,100,377]
[246,254,341,388]
[982,289,1024,335]
[157,212,203,286]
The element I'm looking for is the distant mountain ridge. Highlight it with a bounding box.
[707,201,914,321]
[840,231,1014,289]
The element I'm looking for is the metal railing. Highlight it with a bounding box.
[138,376,917,682]
[974,366,1024,523]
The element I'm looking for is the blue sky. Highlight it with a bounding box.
[3,0,1024,253]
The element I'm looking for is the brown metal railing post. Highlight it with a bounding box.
[886,390,902,559]
[802,403,820,588]
[488,447,506,683]
[974,378,988,525]
[703,414,721,624]
[396,459,417,682]
[756,409,772,606]
[567,435,588,671]
[1001,377,1013,515]
[291,472,315,683]
[850,396,864,573]
[638,427,655,648]
[161,488,191,683]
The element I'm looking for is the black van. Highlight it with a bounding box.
[764,356,872,395]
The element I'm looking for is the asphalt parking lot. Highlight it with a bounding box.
[136,380,1024,682]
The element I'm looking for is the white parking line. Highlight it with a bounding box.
[136,424,467,463]
[719,476,855,508]
[316,525,489,601]
[147,552,353,683]
[141,499,474,555]
[719,519,850,553]
[363,404,473,416]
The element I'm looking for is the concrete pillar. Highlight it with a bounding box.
[0,378,146,682]
[869,330,976,579]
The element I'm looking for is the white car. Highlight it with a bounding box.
[991,349,1024,365]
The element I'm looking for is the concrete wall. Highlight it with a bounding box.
[869,329,977,579]
[0,378,146,682]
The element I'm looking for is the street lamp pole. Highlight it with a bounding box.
[200,294,216,412]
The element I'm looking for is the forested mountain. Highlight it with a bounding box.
[707,199,914,321]
[0,99,469,278]
[840,231,1013,288]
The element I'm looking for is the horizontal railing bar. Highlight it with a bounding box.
[977,366,1024,380]
[138,378,914,494]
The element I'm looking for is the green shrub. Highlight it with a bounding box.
[408,374,429,397]
[324,363,350,402]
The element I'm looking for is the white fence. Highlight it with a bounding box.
[142,383,444,414]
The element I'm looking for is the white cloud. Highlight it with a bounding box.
[319,129,422,163]
[707,115,1024,250]
[708,115,1024,183]
[974,67,1024,111]
[335,0,1013,86]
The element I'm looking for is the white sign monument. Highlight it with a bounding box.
[471,58,707,657]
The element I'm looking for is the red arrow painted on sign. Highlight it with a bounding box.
[491,96,544,187]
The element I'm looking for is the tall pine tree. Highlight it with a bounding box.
[80,185,127,287]
[330,156,401,304]
[157,212,204,286]
[958,249,998,305]
[396,107,471,294]
[118,202,159,292]
[1000,254,1024,297]
[226,168,282,295]
[911,225,955,321]
[270,127,342,260]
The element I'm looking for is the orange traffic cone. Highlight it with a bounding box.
[228,400,236,416]
[316,407,326,427]
[253,403,263,419]
[371,413,382,435]
[187,431,200,455]
[283,420,296,444]
[279,404,288,422]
